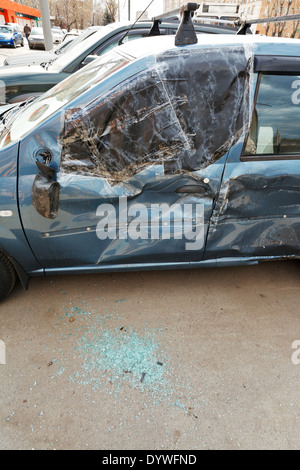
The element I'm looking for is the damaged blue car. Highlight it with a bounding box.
[0,4,300,300]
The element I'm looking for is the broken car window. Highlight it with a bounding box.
[59,45,253,184]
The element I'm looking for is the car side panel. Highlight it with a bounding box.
[205,141,300,260]
[0,142,41,273]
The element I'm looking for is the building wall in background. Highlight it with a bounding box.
[0,0,41,27]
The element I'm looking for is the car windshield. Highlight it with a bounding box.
[0,50,131,148]
[0,26,12,34]
[49,24,115,72]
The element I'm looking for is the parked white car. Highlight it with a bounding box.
[3,26,103,67]
[28,27,63,49]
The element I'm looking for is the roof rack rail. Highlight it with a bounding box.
[236,13,300,35]
[193,17,237,26]
[149,2,200,46]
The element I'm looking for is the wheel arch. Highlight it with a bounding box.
[0,223,41,291]
[0,246,30,290]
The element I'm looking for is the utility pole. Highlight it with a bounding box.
[38,0,53,51]
[128,0,131,21]
[92,0,95,26]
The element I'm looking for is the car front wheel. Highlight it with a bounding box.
[0,252,16,301]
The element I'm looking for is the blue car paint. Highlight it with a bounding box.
[0,143,42,275]
[18,114,224,268]
[17,50,232,272]
[0,29,23,47]
[0,37,300,290]
[204,65,300,261]
[205,141,300,260]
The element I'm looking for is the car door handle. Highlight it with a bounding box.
[175,185,207,194]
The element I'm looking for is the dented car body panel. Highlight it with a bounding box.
[0,34,300,288]
[206,144,300,260]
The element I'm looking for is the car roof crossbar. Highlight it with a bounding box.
[149,2,200,46]
[148,5,300,43]
[237,12,300,35]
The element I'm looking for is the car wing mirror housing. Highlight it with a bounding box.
[32,171,60,220]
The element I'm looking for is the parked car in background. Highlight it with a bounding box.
[52,27,64,44]
[3,26,103,67]
[52,26,63,34]
[53,34,74,49]
[0,15,299,299]
[0,19,244,105]
[0,24,24,48]
[61,31,80,44]
[4,23,23,33]
[28,26,63,49]
[69,29,83,34]
[28,26,46,49]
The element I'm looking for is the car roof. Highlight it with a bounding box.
[116,33,300,61]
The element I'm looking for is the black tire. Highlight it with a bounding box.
[0,252,16,300]
[21,39,24,47]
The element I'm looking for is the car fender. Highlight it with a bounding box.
[0,142,42,287]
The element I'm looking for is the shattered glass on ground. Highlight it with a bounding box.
[72,328,167,397]
[48,299,200,409]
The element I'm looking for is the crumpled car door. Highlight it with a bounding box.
[205,67,300,260]
[18,44,252,270]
